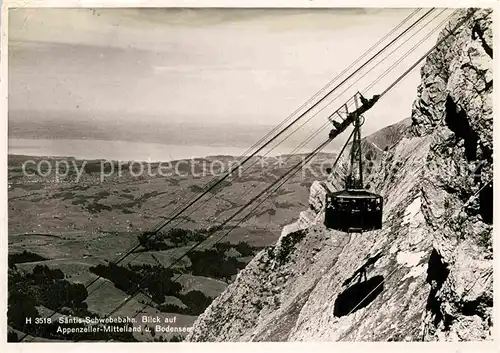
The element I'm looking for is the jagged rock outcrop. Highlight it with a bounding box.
[186,8,493,342]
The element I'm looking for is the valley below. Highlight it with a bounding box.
[7,151,336,342]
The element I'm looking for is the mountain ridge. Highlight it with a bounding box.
[186,8,493,342]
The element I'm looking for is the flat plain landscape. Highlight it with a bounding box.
[7,152,335,341]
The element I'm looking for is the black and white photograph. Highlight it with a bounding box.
[4,4,495,345]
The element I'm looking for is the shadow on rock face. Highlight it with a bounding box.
[425,249,451,328]
[444,95,478,162]
[333,275,384,317]
[342,252,384,287]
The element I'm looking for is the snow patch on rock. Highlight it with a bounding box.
[396,251,427,267]
[403,264,428,280]
[402,197,424,227]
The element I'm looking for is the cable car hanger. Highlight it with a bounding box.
[324,92,384,234]
[18,9,478,342]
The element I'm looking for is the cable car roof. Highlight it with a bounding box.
[326,188,382,199]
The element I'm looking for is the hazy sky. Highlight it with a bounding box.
[8,8,453,138]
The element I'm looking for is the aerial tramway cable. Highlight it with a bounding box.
[89,7,434,283]
[78,8,437,288]
[18,11,427,340]
[143,8,435,237]
[20,8,470,342]
[286,8,454,163]
[145,8,424,234]
[107,10,442,267]
[216,9,448,185]
[142,8,438,239]
[201,9,452,224]
[21,10,452,340]
[20,11,450,340]
[280,9,451,145]
[94,7,478,326]
[100,131,357,324]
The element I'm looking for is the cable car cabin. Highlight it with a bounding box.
[324,189,383,232]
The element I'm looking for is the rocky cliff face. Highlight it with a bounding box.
[186,8,493,342]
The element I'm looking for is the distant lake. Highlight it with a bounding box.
[8,111,344,161]
[8,138,310,162]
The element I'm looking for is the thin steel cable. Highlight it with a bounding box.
[79,8,439,297]
[148,9,447,237]
[146,8,435,239]
[145,8,425,233]
[98,8,482,340]
[103,135,347,323]
[364,11,455,93]
[18,8,450,342]
[36,7,442,328]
